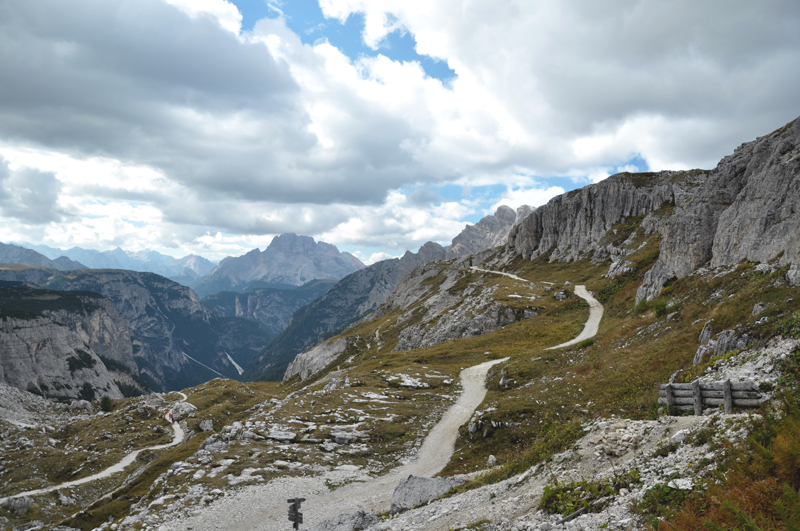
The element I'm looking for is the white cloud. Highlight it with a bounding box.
[1,0,799,260]
[161,0,242,34]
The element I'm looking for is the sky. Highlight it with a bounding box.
[0,1,798,264]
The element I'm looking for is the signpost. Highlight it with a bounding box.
[287,498,305,530]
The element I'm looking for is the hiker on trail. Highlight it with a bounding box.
[169,412,173,422]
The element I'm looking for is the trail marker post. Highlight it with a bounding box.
[287,498,305,530]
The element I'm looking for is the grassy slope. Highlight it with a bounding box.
[6,213,800,530]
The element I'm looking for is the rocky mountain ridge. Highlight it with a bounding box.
[193,234,364,298]
[0,282,138,400]
[245,206,532,381]
[0,242,86,271]
[506,117,800,301]
[20,244,217,287]
[0,267,271,392]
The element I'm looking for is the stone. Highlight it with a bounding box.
[307,510,379,531]
[487,455,498,467]
[390,475,466,515]
[3,496,33,515]
[58,492,77,506]
[198,419,214,432]
[752,302,767,316]
[671,430,689,444]
[171,401,197,419]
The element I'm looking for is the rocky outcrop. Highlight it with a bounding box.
[193,234,364,297]
[0,242,86,271]
[2,268,270,391]
[283,337,352,381]
[506,171,695,264]
[446,205,533,259]
[0,315,124,399]
[203,279,335,337]
[390,475,465,515]
[505,117,800,302]
[638,117,800,299]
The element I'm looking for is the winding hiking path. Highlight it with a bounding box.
[546,285,604,350]
[1,392,188,501]
[469,267,604,349]
[167,358,509,531]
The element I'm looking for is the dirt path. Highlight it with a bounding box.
[0,392,187,501]
[166,358,509,531]
[546,285,603,350]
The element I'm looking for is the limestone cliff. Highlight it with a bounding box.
[0,282,129,399]
[446,205,534,259]
[203,279,336,337]
[506,116,800,301]
[41,270,271,391]
[638,117,800,299]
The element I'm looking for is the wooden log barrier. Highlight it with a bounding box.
[657,380,762,415]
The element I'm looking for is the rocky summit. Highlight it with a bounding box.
[1,118,800,531]
[192,234,365,298]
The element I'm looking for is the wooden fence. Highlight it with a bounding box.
[658,380,763,415]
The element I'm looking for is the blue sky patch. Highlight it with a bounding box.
[232,0,456,81]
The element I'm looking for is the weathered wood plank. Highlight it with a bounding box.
[693,380,702,416]
[660,382,757,392]
[658,397,762,407]
[658,390,762,399]
[723,379,733,415]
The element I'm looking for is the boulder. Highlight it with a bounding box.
[171,401,197,419]
[199,419,214,432]
[307,510,378,531]
[3,496,33,515]
[68,400,93,413]
[390,475,465,515]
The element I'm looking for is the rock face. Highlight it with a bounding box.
[193,234,364,298]
[0,282,138,398]
[0,315,124,399]
[506,171,690,263]
[283,337,352,381]
[0,242,86,271]
[202,279,335,337]
[638,117,800,299]
[506,117,800,301]
[446,205,534,259]
[390,475,465,515]
[0,268,270,391]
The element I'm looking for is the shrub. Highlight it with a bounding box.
[100,395,114,412]
[653,299,668,317]
[577,338,594,349]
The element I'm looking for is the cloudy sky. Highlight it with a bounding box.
[0,0,798,263]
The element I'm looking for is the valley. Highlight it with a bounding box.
[0,117,798,531]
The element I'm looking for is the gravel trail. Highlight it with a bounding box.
[164,358,509,531]
[0,392,187,501]
[546,285,603,350]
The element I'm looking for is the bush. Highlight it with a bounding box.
[653,299,668,317]
[100,395,114,412]
[577,339,594,349]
